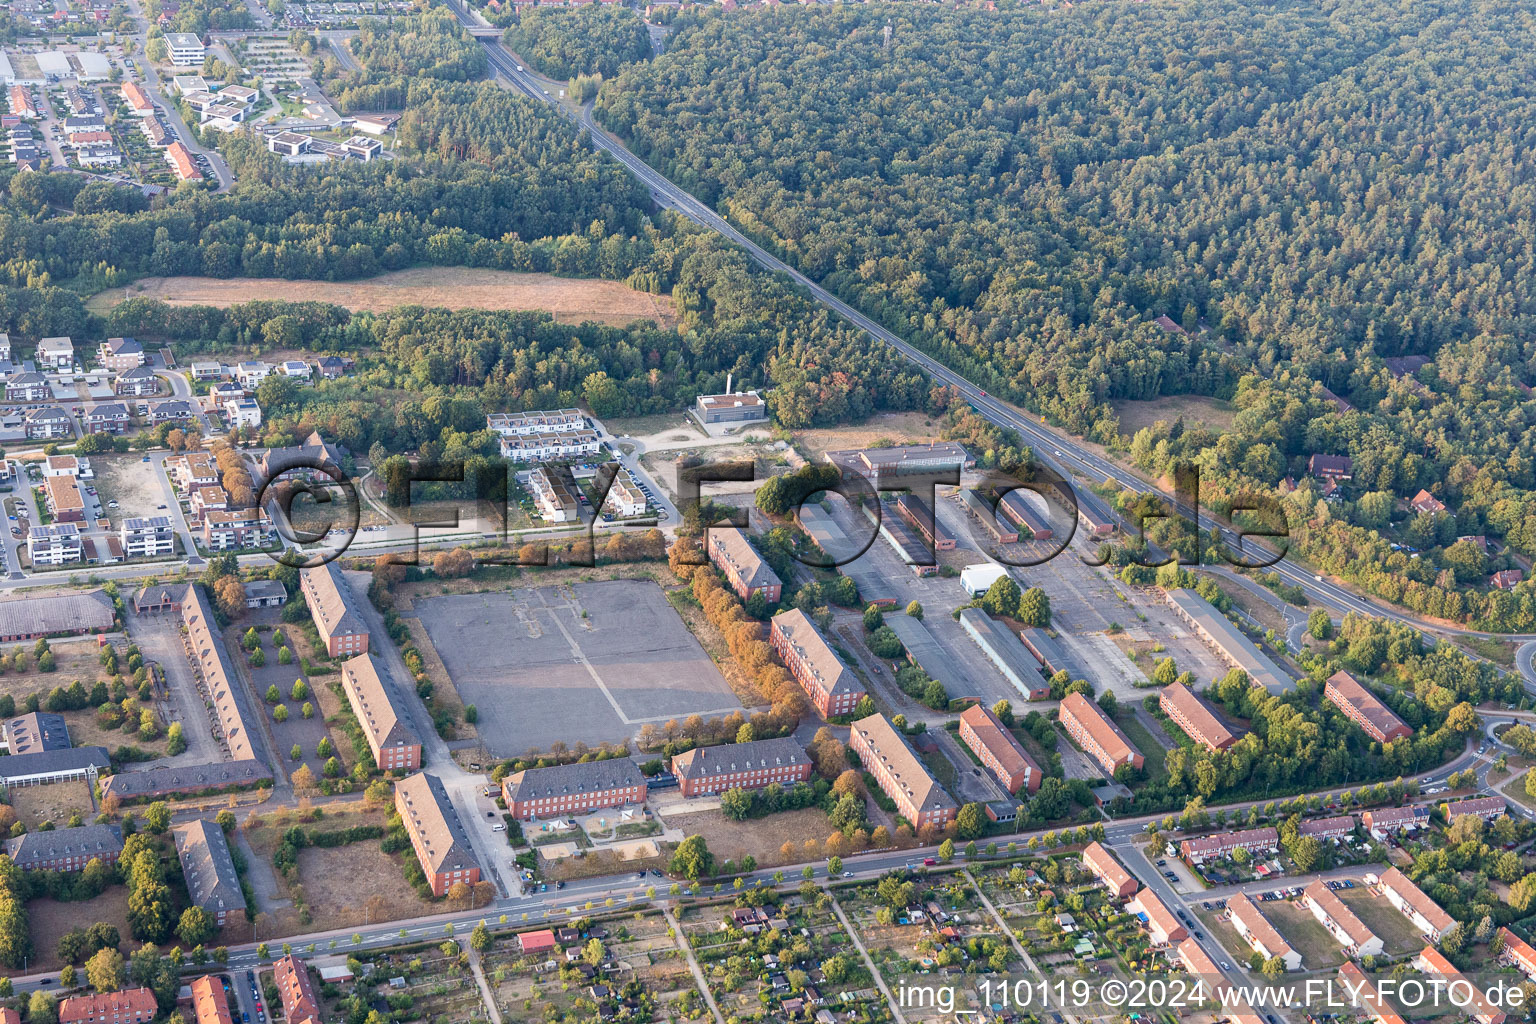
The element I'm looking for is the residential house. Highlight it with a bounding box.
[340,654,421,771]
[1377,867,1454,942]
[2,823,122,872]
[1492,569,1524,591]
[1179,827,1279,864]
[1127,889,1187,946]
[36,336,74,369]
[167,32,206,65]
[203,509,271,551]
[97,337,144,371]
[148,399,197,424]
[1303,880,1383,957]
[115,366,160,396]
[43,475,85,522]
[58,990,157,1024]
[602,467,647,518]
[225,398,261,429]
[82,404,129,434]
[5,371,48,401]
[1228,893,1301,971]
[1413,947,1504,1024]
[1409,489,1447,514]
[957,704,1040,795]
[1081,841,1137,899]
[26,406,73,439]
[28,524,83,565]
[273,955,322,1024]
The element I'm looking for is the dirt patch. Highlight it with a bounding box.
[790,412,946,462]
[5,779,95,826]
[94,454,173,532]
[1111,395,1236,439]
[92,269,676,327]
[25,886,134,971]
[659,806,835,867]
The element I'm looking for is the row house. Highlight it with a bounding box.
[1127,888,1187,946]
[1228,892,1301,971]
[1081,841,1137,899]
[1497,927,1536,983]
[486,409,585,436]
[603,467,647,518]
[502,759,647,820]
[1442,796,1508,823]
[848,713,957,829]
[1303,880,1383,957]
[1377,867,1455,942]
[1298,815,1355,840]
[670,736,812,797]
[498,429,602,462]
[1360,805,1429,837]
[1413,947,1504,1024]
[769,608,864,718]
[528,465,579,522]
[58,989,157,1024]
[1178,826,1278,864]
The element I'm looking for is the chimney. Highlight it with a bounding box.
[726,372,733,395]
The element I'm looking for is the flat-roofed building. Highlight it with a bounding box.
[1324,671,1412,744]
[894,493,954,551]
[831,443,974,476]
[1081,841,1137,899]
[958,609,1048,701]
[602,468,647,518]
[671,737,812,797]
[528,465,579,522]
[503,759,646,820]
[173,818,243,925]
[339,654,420,772]
[299,562,369,656]
[1377,867,1454,941]
[1016,626,1081,681]
[394,772,481,897]
[29,523,84,566]
[1228,892,1301,971]
[1179,827,1279,864]
[1128,888,1187,946]
[997,488,1053,540]
[770,608,863,718]
[849,713,956,828]
[957,704,1039,795]
[1163,587,1291,694]
[1303,880,1382,957]
[706,526,782,603]
[167,32,206,65]
[1058,692,1142,774]
[694,389,768,425]
[1158,682,1238,752]
[120,516,175,557]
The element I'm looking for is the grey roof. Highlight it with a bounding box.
[1017,626,1078,678]
[671,737,809,783]
[340,654,419,757]
[117,366,156,381]
[173,818,243,915]
[3,823,122,867]
[98,758,272,799]
[0,745,110,782]
[394,772,480,876]
[0,590,114,638]
[6,371,45,387]
[26,406,70,422]
[104,337,142,355]
[242,579,287,601]
[151,399,195,416]
[85,403,130,418]
[1163,587,1292,694]
[183,584,266,762]
[959,608,1047,696]
[4,711,71,755]
[261,431,343,480]
[502,759,645,804]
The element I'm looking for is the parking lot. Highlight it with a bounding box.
[415,579,744,755]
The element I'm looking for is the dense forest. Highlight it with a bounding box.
[502,6,652,79]
[595,0,1536,628]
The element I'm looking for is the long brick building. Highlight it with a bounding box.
[706,527,782,603]
[1158,682,1238,752]
[501,759,647,820]
[1058,692,1142,774]
[670,737,812,797]
[1324,671,1412,744]
[2,823,121,872]
[274,955,322,1024]
[848,713,956,829]
[1081,841,1137,899]
[394,772,481,897]
[58,989,157,1024]
[339,654,421,771]
[957,705,1040,795]
[769,608,864,718]
[299,562,370,656]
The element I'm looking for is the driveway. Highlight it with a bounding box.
[126,607,225,767]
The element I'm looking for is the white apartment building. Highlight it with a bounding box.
[120,516,176,558]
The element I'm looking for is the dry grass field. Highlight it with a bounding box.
[661,806,836,866]
[791,411,949,461]
[1112,395,1237,437]
[0,639,106,700]
[6,779,95,826]
[91,268,676,327]
[26,887,135,970]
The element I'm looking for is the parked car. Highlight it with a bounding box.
[491,824,505,832]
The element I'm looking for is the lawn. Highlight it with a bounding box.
[1115,711,1170,783]
[1339,889,1426,956]
[1265,899,1345,968]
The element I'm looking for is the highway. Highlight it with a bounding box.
[455,21,1536,661]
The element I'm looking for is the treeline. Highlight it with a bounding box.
[503,5,652,79]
